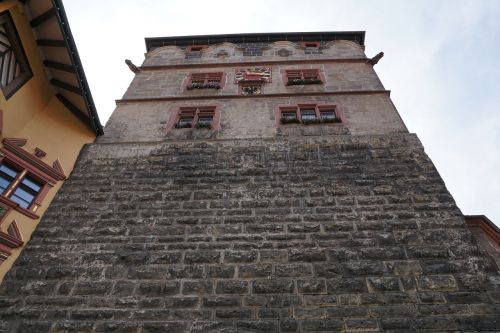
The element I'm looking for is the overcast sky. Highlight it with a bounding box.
[63,0,500,225]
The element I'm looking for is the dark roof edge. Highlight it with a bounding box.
[464,215,500,243]
[52,0,103,135]
[145,31,366,52]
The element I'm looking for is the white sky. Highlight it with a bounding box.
[63,0,500,225]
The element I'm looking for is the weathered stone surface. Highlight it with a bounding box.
[0,135,498,332]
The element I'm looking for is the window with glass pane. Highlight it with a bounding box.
[320,109,336,121]
[0,163,18,193]
[300,108,317,121]
[282,111,297,121]
[198,116,213,125]
[178,116,194,127]
[10,175,41,209]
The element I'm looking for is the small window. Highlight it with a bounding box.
[188,46,204,52]
[279,107,300,124]
[285,69,323,85]
[0,163,18,193]
[187,73,223,90]
[10,176,42,209]
[302,42,322,55]
[0,161,43,211]
[175,106,217,129]
[0,12,32,98]
[319,108,338,123]
[185,45,207,59]
[303,42,320,48]
[300,108,317,121]
[279,104,341,126]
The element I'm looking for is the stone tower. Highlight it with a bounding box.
[0,32,499,332]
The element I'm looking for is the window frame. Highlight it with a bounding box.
[275,104,344,127]
[184,72,225,91]
[0,138,65,219]
[0,11,33,99]
[301,42,321,48]
[0,157,49,219]
[167,105,221,130]
[186,45,207,53]
[283,69,325,86]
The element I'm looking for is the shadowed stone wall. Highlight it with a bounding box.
[0,134,499,332]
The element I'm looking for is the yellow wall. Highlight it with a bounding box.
[0,2,96,282]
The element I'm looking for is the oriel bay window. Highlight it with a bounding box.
[173,106,220,130]
[278,104,342,126]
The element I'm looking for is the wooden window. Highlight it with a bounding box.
[285,69,323,85]
[302,42,322,55]
[318,106,338,123]
[300,107,317,122]
[0,160,45,215]
[174,106,220,129]
[10,175,42,209]
[185,45,207,59]
[187,45,206,52]
[186,72,223,90]
[0,163,17,194]
[0,12,32,99]
[279,106,299,124]
[278,104,342,126]
[303,42,320,48]
[0,138,65,219]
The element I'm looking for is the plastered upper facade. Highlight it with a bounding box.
[104,34,407,143]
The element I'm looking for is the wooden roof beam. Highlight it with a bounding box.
[30,7,56,28]
[36,39,66,47]
[56,93,91,126]
[44,60,76,73]
[50,79,82,95]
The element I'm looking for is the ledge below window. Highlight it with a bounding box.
[0,196,39,220]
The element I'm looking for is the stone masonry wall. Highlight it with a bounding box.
[1,134,499,332]
[102,94,406,144]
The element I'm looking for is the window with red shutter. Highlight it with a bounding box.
[278,104,341,126]
[175,106,217,129]
[301,42,322,55]
[285,69,323,85]
[186,73,223,90]
[185,45,207,59]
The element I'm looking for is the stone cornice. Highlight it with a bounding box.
[140,58,367,71]
[116,90,390,105]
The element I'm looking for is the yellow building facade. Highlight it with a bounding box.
[0,0,102,282]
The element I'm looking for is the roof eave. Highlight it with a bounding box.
[145,31,366,52]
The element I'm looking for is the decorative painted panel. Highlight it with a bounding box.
[234,68,272,83]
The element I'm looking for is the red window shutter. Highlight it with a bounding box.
[190,74,207,84]
[206,73,222,82]
[197,106,216,116]
[179,107,197,116]
[302,69,319,80]
[303,42,320,48]
[286,70,302,80]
